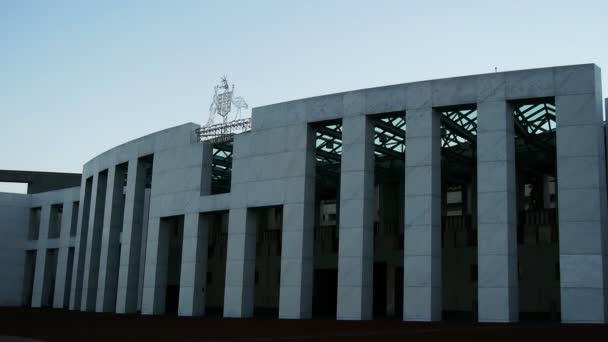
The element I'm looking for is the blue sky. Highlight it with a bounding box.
[1,0,607,192]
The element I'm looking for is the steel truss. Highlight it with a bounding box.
[373,115,406,161]
[211,141,233,194]
[314,115,408,177]
[513,99,556,154]
[315,123,343,177]
[513,99,557,178]
[310,100,556,180]
[440,107,478,165]
[196,118,251,144]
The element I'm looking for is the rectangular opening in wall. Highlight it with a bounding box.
[511,97,559,321]
[63,247,75,308]
[370,112,406,319]
[160,215,184,314]
[70,201,79,237]
[73,176,93,309]
[136,154,154,312]
[311,120,342,318]
[205,210,229,317]
[99,162,128,312]
[253,205,283,318]
[84,170,108,311]
[23,250,37,306]
[42,248,59,307]
[28,207,41,240]
[439,105,478,321]
[136,154,154,311]
[48,204,63,239]
[211,142,233,194]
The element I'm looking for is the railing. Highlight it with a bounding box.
[520,208,557,226]
[195,118,252,144]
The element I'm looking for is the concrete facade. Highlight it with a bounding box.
[0,64,607,323]
[0,193,30,306]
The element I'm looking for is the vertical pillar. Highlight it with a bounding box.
[136,188,151,311]
[53,201,75,308]
[96,165,126,312]
[337,115,374,320]
[116,158,147,313]
[279,125,316,319]
[178,144,212,316]
[178,213,208,316]
[69,177,92,310]
[403,107,441,321]
[223,208,257,318]
[81,171,108,311]
[141,217,170,315]
[31,205,51,307]
[556,86,608,323]
[476,101,518,322]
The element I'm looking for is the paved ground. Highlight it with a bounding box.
[1,308,607,341]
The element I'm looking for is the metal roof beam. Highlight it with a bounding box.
[375,120,406,139]
[440,116,477,145]
[316,150,341,162]
[374,145,403,160]
[316,126,342,140]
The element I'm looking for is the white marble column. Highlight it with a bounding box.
[223,208,257,318]
[178,144,212,316]
[31,205,51,307]
[556,88,608,323]
[53,200,75,308]
[337,115,374,320]
[116,158,147,313]
[81,171,108,311]
[141,217,171,315]
[279,125,316,319]
[69,177,92,310]
[96,165,126,312]
[477,101,518,322]
[403,107,441,321]
[178,213,208,316]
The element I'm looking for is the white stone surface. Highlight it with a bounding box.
[116,159,147,313]
[476,100,518,322]
[52,188,80,309]
[337,116,374,320]
[178,213,208,316]
[31,205,51,307]
[0,193,30,306]
[70,178,92,310]
[556,73,607,323]
[3,64,608,324]
[278,124,316,319]
[80,171,108,311]
[223,208,256,317]
[96,165,126,312]
[141,217,171,315]
[403,107,441,321]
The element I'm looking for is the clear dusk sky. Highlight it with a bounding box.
[1,0,607,193]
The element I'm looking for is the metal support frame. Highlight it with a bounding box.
[211,142,233,194]
[512,98,557,179]
[440,107,478,164]
[314,115,408,177]
[373,116,406,161]
[513,99,556,155]
[196,118,251,144]
[315,123,343,177]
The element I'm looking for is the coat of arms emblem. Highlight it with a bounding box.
[205,76,249,127]
[197,76,251,143]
